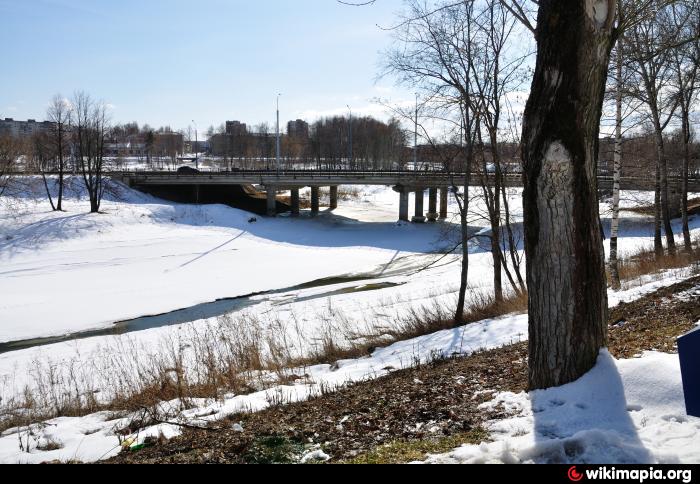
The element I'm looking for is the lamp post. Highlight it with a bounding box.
[414,93,419,170]
[191,120,198,170]
[347,105,353,169]
[276,93,282,174]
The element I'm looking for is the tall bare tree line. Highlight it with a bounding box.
[374,0,699,389]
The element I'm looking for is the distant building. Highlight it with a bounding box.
[287,119,309,139]
[188,140,211,154]
[0,118,54,138]
[153,132,184,158]
[106,132,183,158]
[225,121,247,136]
[105,135,147,157]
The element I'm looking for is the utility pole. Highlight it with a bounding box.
[276,93,282,174]
[414,93,419,169]
[192,120,198,170]
[347,105,353,169]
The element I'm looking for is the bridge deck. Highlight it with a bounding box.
[116,170,700,192]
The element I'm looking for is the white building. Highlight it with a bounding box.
[0,118,54,138]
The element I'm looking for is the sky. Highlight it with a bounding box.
[0,0,413,135]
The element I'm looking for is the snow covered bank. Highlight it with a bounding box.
[1,179,698,464]
[423,351,700,464]
[0,312,528,464]
[0,178,452,343]
[0,273,695,464]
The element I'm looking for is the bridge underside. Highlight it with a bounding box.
[118,171,699,222]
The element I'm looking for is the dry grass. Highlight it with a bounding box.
[276,187,361,211]
[319,186,362,202]
[342,428,490,464]
[380,290,528,343]
[613,239,700,286]
[0,290,527,435]
[277,195,312,210]
[625,197,700,216]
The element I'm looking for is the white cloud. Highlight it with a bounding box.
[297,102,394,122]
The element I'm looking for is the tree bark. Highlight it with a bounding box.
[455,184,470,326]
[56,121,65,212]
[681,107,692,252]
[654,160,663,255]
[653,127,676,254]
[522,0,613,390]
[501,182,526,292]
[479,130,504,302]
[609,47,623,291]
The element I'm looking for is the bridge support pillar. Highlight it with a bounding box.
[399,189,410,222]
[330,186,339,210]
[427,188,438,222]
[412,189,426,223]
[266,186,277,217]
[439,188,449,220]
[311,187,320,215]
[291,189,300,217]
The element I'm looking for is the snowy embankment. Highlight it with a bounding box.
[0,276,695,464]
[0,182,695,411]
[0,313,527,464]
[0,179,698,463]
[423,349,700,464]
[0,179,452,343]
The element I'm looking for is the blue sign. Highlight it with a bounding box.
[678,326,700,418]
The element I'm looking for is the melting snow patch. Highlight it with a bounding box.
[300,447,330,464]
[423,351,700,464]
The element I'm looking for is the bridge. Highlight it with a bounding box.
[116,170,700,222]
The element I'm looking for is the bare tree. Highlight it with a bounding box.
[31,131,59,210]
[0,136,23,199]
[45,95,72,211]
[609,43,625,290]
[668,1,700,252]
[606,0,694,286]
[623,2,683,255]
[384,0,481,325]
[470,0,529,299]
[73,92,109,213]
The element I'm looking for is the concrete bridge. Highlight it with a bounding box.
[117,170,700,222]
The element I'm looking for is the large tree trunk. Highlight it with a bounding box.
[522,0,614,390]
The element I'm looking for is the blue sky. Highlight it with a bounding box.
[0,0,411,133]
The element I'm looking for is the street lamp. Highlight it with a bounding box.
[276,93,282,174]
[192,120,199,170]
[414,93,419,169]
[347,105,353,169]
